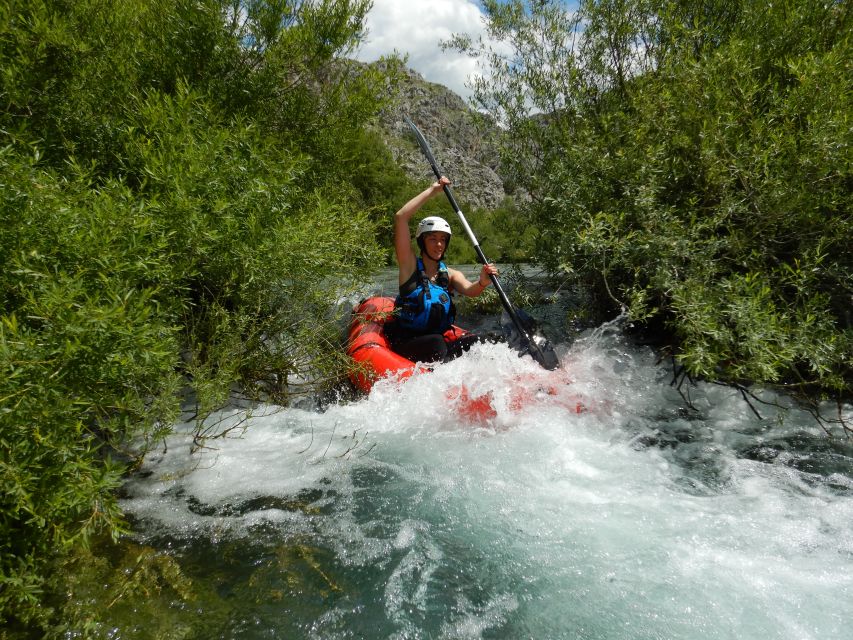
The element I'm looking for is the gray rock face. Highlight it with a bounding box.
[374,67,506,211]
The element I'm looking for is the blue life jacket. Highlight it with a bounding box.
[395,258,455,333]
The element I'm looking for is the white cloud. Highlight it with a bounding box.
[354,0,489,101]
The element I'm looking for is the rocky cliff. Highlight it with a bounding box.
[372,67,507,211]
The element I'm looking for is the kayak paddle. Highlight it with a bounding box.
[404,116,560,371]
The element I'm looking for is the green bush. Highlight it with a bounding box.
[0,0,400,632]
[457,0,852,397]
[0,148,180,628]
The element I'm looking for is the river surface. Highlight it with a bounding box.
[120,271,853,639]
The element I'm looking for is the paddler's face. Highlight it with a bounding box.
[423,232,449,260]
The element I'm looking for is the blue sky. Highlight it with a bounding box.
[353,0,498,102]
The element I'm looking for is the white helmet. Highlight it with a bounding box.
[416,216,452,239]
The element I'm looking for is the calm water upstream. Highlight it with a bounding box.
[120,271,853,639]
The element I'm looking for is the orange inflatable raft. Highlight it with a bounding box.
[346,297,497,422]
[345,297,467,392]
[346,297,588,423]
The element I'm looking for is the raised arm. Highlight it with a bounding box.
[394,177,450,283]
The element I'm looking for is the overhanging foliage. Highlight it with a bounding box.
[0,0,405,632]
[455,0,851,399]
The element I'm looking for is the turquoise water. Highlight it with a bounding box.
[120,311,853,639]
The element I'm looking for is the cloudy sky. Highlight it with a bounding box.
[353,0,493,102]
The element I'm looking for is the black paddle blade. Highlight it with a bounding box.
[501,309,560,370]
[404,116,443,179]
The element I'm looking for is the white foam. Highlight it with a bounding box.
[120,332,853,638]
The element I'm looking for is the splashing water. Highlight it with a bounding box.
[121,321,853,639]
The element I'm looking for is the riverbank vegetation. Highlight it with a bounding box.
[0,0,408,633]
[454,0,851,413]
[2,0,851,635]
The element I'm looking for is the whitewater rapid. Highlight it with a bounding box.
[121,320,853,639]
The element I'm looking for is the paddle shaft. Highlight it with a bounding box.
[438,183,539,347]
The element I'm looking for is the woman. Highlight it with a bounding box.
[390,177,499,363]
